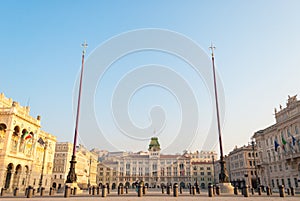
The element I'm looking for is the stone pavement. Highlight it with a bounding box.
[0,190,299,201]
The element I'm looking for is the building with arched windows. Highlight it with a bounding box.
[96,137,216,189]
[253,95,300,192]
[0,93,56,192]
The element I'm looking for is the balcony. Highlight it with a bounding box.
[284,152,300,161]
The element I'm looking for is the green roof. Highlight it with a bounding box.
[148,137,161,151]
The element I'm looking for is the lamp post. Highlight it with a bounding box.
[212,154,216,185]
[251,139,259,189]
[209,44,229,183]
[88,156,92,188]
[38,140,48,192]
[66,41,88,184]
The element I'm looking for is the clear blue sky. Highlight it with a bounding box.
[1,0,300,155]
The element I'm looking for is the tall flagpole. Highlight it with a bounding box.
[209,43,229,183]
[66,41,88,183]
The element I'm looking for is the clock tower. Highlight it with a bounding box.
[148,137,160,158]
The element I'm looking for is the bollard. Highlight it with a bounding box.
[102,185,107,197]
[287,188,290,195]
[0,188,5,197]
[40,187,45,196]
[121,186,124,194]
[89,186,92,194]
[167,185,170,195]
[73,187,77,195]
[49,187,54,196]
[216,185,220,195]
[138,185,143,197]
[64,186,71,198]
[251,188,254,195]
[258,186,262,195]
[196,186,200,194]
[290,187,295,196]
[192,186,196,195]
[27,186,33,198]
[92,186,96,195]
[14,187,19,196]
[208,185,214,197]
[173,183,178,197]
[266,186,270,196]
[118,186,121,195]
[279,185,285,197]
[125,186,128,194]
[161,186,165,194]
[244,185,249,197]
[179,186,182,194]
[97,186,100,195]
[234,186,238,195]
[107,185,110,194]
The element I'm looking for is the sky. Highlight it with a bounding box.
[1,0,300,155]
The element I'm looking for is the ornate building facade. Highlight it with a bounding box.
[0,93,56,192]
[227,144,258,188]
[191,161,214,189]
[51,142,98,190]
[97,137,216,189]
[253,95,300,191]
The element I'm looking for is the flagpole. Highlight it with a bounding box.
[66,41,88,184]
[209,43,229,183]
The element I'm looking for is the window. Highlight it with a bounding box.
[207,167,211,170]
[207,172,211,175]
[60,175,62,179]
[249,161,252,166]
[200,172,204,176]
[279,164,282,171]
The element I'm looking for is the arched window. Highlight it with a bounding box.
[0,123,7,150]
[11,126,20,152]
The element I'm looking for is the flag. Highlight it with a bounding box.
[282,135,287,145]
[282,144,286,151]
[37,137,45,146]
[274,140,279,152]
[22,131,32,140]
[292,135,296,146]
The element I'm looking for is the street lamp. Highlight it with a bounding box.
[212,155,216,185]
[66,41,88,184]
[251,139,259,189]
[38,140,48,192]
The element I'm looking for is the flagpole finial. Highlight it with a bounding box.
[81,41,88,56]
[209,42,216,57]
